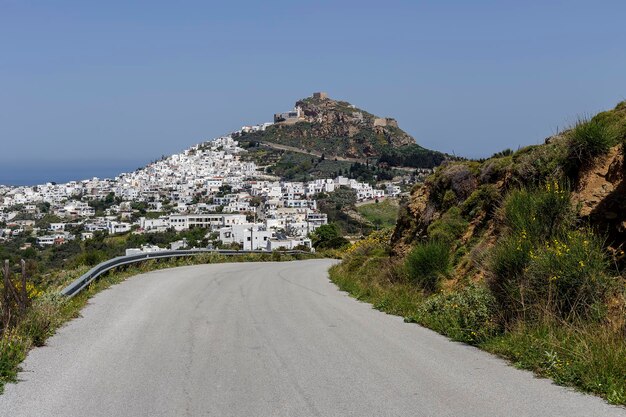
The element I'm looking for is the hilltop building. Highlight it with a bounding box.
[273,106,304,124]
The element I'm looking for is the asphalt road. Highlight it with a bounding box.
[1,259,624,417]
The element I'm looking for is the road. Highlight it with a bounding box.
[1,260,624,416]
[258,141,420,173]
[258,141,367,164]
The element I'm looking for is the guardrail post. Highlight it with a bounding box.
[20,259,29,312]
[2,260,10,328]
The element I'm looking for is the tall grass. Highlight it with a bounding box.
[526,231,613,320]
[485,182,614,321]
[405,241,450,292]
[567,116,621,168]
[500,181,573,242]
[483,321,626,405]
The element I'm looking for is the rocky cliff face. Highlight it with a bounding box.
[241,94,423,160]
[572,145,626,248]
[293,95,415,157]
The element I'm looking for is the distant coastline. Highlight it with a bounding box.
[0,158,151,187]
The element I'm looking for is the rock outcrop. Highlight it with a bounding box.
[240,93,432,161]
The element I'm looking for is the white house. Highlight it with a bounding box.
[107,221,131,235]
[266,237,313,252]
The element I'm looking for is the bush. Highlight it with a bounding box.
[510,140,568,185]
[488,234,534,318]
[525,231,612,319]
[428,163,478,209]
[490,182,613,321]
[427,207,468,244]
[460,184,501,218]
[311,223,345,249]
[500,182,573,243]
[0,331,28,387]
[411,284,500,344]
[17,293,64,347]
[567,117,621,167]
[479,156,512,183]
[405,241,450,292]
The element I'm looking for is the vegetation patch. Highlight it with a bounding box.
[567,116,622,168]
[426,207,468,244]
[482,322,626,405]
[356,200,399,230]
[405,241,451,292]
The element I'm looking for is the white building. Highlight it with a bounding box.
[267,237,313,252]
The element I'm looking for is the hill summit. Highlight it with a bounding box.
[239,93,444,167]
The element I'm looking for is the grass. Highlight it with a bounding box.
[0,251,316,393]
[356,199,399,229]
[405,241,451,292]
[482,321,626,405]
[568,116,622,166]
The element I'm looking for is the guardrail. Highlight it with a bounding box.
[60,249,308,298]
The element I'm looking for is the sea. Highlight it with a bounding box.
[0,159,151,187]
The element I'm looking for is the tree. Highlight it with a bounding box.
[310,223,349,249]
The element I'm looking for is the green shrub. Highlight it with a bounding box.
[510,140,568,185]
[461,184,501,218]
[427,163,478,209]
[490,184,613,321]
[427,207,468,244]
[525,231,612,319]
[488,234,534,318]
[16,293,66,347]
[0,331,28,388]
[491,148,514,158]
[311,223,349,249]
[411,284,500,344]
[441,189,457,210]
[479,156,512,183]
[405,241,450,292]
[500,182,573,242]
[567,117,621,167]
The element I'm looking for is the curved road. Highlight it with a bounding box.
[1,260,624,416]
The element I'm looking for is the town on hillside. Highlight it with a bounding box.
[0,118,423,256]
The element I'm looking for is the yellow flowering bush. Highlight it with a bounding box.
[489,182,613,321]
[344,229,392,256]
[526,231,612,319]
[501,181,572,243]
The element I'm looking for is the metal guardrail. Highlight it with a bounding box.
[60,249,308,298]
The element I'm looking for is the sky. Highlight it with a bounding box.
[1,0,626,184]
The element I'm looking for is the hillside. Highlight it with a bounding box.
[330,100,626,405]
[238,93,446,169]
[392,101,626,254]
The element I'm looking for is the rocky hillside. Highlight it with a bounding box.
[393,100,626,266]
[238,93,445,168]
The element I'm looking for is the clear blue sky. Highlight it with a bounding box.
[2,0,626,180]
